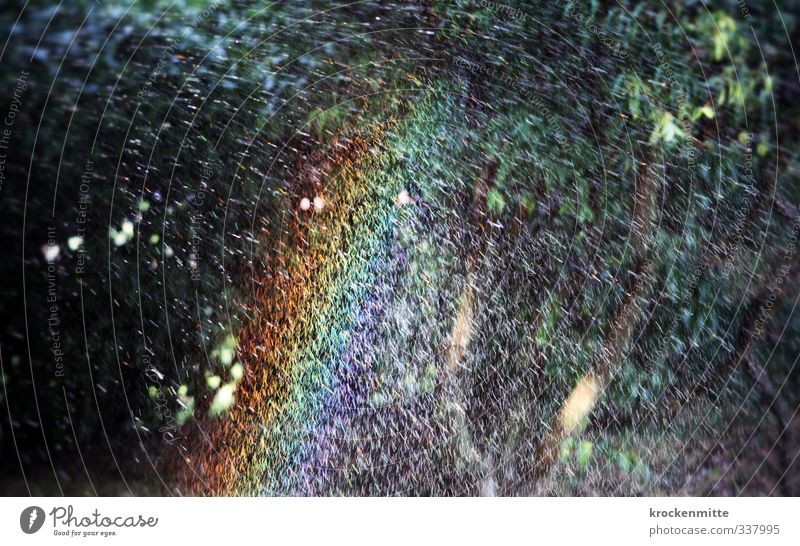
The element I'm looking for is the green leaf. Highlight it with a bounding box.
[576,440,593,468]
[486,188,506,216]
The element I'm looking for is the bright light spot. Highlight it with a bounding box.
[206,375,222,389]
[122,220,135,238]
[43,244,60,262]
[313,195,325,211]
[397,189,413,205]
[300,197,311,211]
[67,236,83,251]
[219,347,234,366]
[209,383,236,416]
